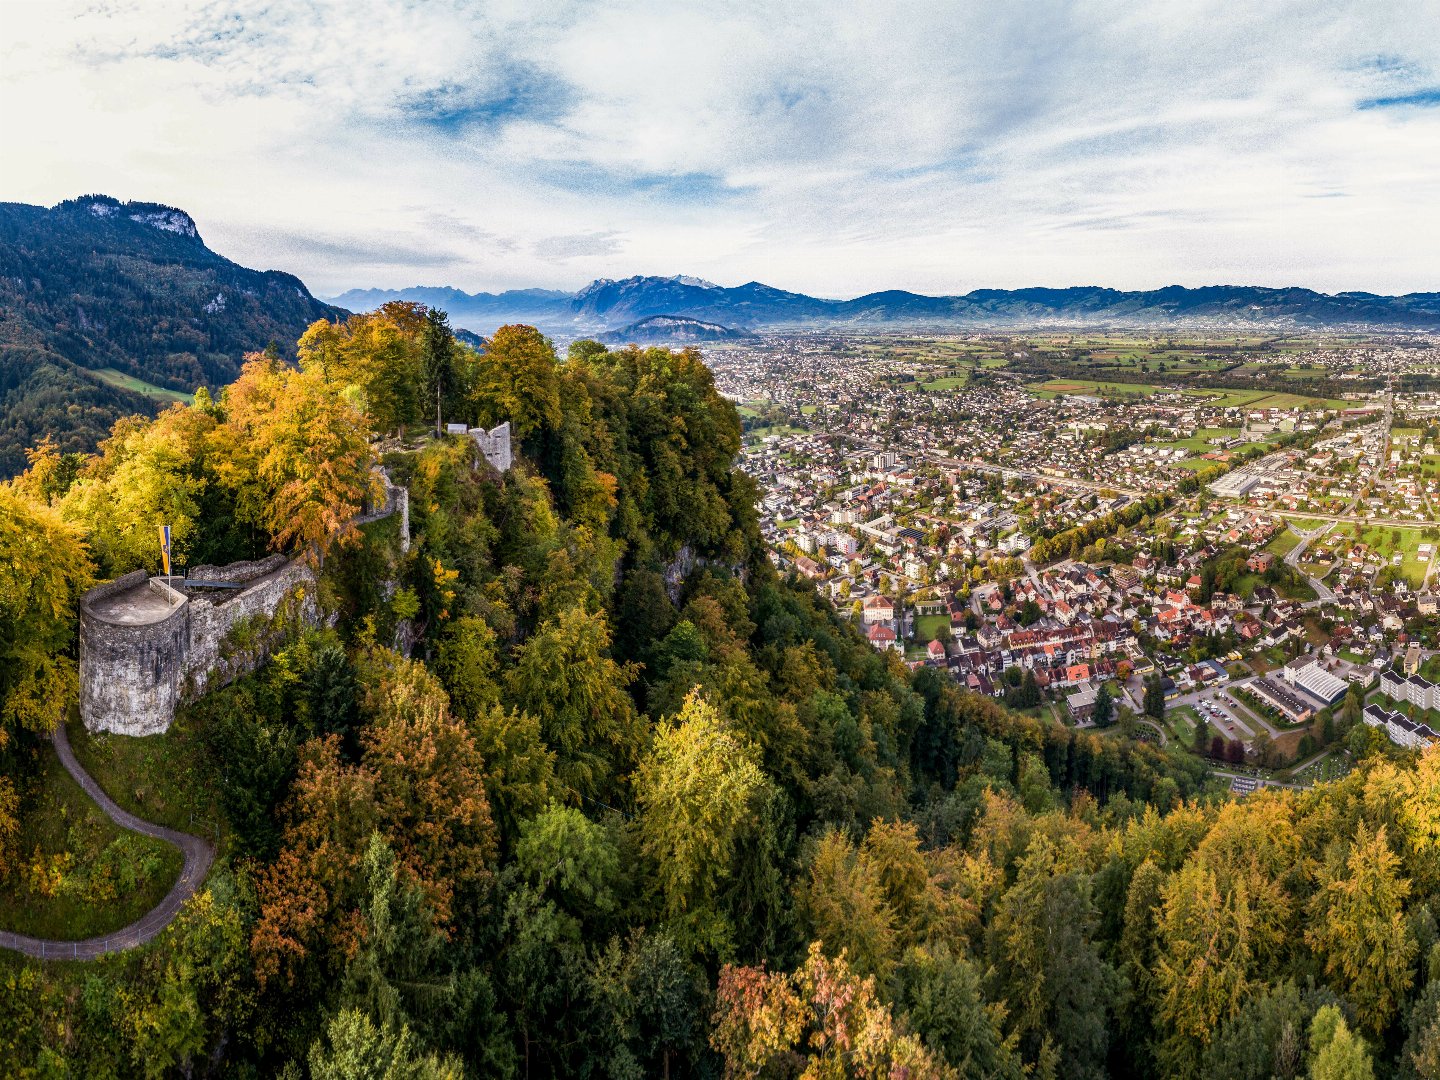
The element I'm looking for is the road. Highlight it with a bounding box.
[1283,521,1336,603]
[1273,508,1440,529]
[0,723,215,961]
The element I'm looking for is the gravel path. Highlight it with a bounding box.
[0,724,214,960]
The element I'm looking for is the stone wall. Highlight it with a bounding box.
[179,557,318,701]
[79,571,190,737]
[468,422,513,473]
[80,556,319,736]
[78,456,430,735]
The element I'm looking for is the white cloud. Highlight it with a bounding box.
[2,0,1438,296]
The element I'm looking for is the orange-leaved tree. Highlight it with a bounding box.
[211,354,381,557]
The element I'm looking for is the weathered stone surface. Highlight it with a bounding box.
[79,556,317,736]
[468,421,512,474]
[78,449,495,735]
[79,571,189,737]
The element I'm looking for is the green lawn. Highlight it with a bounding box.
[67,712,228,845]
[913,613,952,642]
[914,375,969,392]
[1266,529,1301,558]
[1167,704,1201,746]
[1352,525,1432,587]
[745,423,806,442]
[0,740,184,940]
[90,368,195,404]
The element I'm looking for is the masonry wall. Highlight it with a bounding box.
[181,556,318,701]
[79,571,190,737]
[79,556,320,735]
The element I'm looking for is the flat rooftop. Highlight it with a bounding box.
[86,579,182,625]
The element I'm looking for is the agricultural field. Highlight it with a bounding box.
[88,367,195,403]
[1025,378,1349,412]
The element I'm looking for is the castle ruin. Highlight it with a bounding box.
[468,422,513,473]
[77,434,510,737]
[79,555,317,736]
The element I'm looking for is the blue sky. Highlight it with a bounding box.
[3,0,1439,296]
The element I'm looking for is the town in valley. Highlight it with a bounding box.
[711,331,1440,792]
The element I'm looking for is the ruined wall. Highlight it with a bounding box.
[79,557,318,736]
[77,459,429,735]
[79,571,189,737]
[468,422,513,473]
[180,556,317,701]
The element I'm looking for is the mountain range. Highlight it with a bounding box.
[329,276,1440,337]
[0,194,341,473]
[3,191,1438,474]
[597,314,757,345]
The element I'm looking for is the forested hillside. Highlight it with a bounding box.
[2,306,1439,1078]
[0,195,344,474]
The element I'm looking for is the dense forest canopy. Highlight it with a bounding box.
[0,195,345,475]
[2,307,1440,1079]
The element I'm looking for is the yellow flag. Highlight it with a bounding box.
[159,524,172,576]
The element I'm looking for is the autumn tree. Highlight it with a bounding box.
[58,406,212,576]
[504,605,641,803]
[298,301,429,436]
[471,324,561,441]
[1154,861,1253,1069]
[0,485,94,747]
[211,354,381,557]
[308,1007,462,1080]
[634,692,767,955]
[798,828,899,981]
[1308,1005,1374,1080]
[711,942,948,1079]
[1304,824,1416,1033]
[356,648,498,926]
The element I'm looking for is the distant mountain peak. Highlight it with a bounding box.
[598,313,755,344]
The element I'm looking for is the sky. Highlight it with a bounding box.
[2,0,1439,298]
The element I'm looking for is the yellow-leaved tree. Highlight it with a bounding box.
[211,354,381,557]
[60,405,213,576]
[1304,823,1416,1034]
[0,484,95,875]
[298,301,430,437]
[634,691,766,956]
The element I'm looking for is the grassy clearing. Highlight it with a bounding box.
[913,613,952,641]
[915,374,969,392]
[1280,516,1330,531]
[90,368,195,404]
[1167,705,1201,746]
[0,741,183,940]
[1349,524,1433,587]
[745,423,807,442]
[67,712,227,845]
[1266,529,1301,558]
